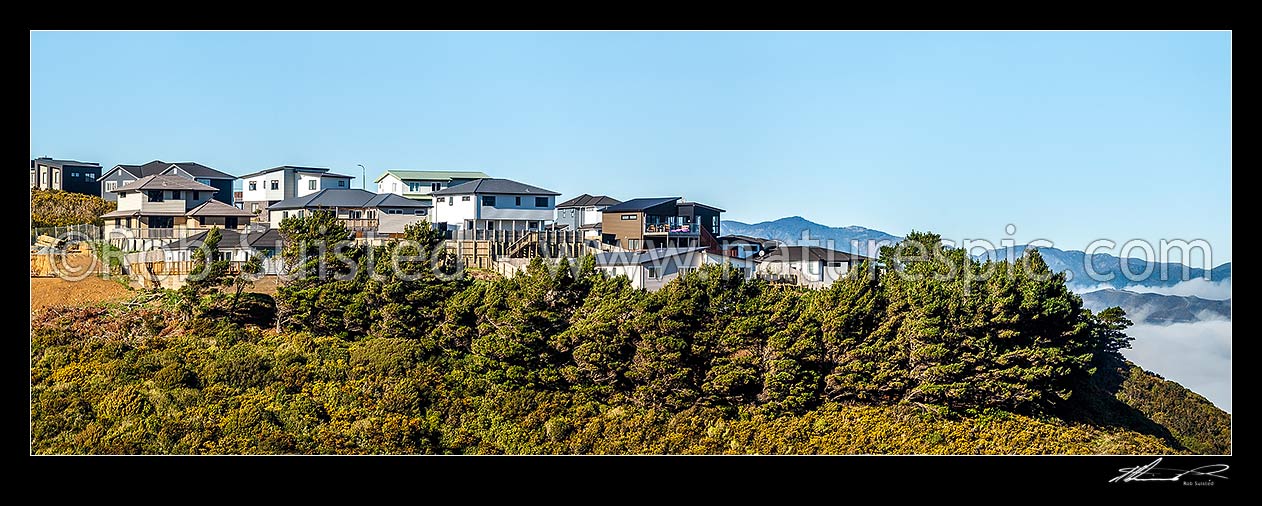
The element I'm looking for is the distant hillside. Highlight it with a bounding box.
[979,245,1231,294]
[1080,289,1231,324]
[724,216,900,257]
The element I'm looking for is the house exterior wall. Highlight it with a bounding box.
[98,169,138,202]
[242,169,292,202]
[33,163,101,194]
[431,193,479,229]
[321,176,351,190]
[601,211,644,249]
[478,194,555,221]
[556,207,580,230]
[297,173,324,197]
[377,174,406,195]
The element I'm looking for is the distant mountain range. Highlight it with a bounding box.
[1079,289,1231,325]
[725,216,1231,295]
[724,217,900,257]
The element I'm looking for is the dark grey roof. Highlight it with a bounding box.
[719,234,770,245]
[186,199,255,217]
[31,157,100,169]
[162,162,236,180]
[269,189,432,211]
[593,247,706,266]
[430,178,560,196]
[678,200,726,213]
[557,194,622,208]
[365,193,432,208]
[322,172,353,178]
[104,160,170,180]
[237,165,338,179]
[756,246,871,263]
[163,228,283,251]
[114,175,219,193]
[601,197,680,213]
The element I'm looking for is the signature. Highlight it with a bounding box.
[1110,458,1230,483]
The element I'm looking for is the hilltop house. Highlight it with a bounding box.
[100,175,253,248]
[237,166,354,222]
[430,178,559,234]
[599,197,724,251]
[555,194,621,239]
[375,170,491,204]
[98,160,236,204]
[718,234,779,259]
[30,157,102,195]
[753,245,871,289]
[594,247,757,291]
[266,188,432,238]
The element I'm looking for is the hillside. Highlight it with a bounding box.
[28,222,1231,455]
[1079,289,1231,324]
[30,188,115,228]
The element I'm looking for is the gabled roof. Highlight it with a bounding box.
[160,162,235,180]
[430,178,560,196]
[375,170,491,183]
[113,175,218,193]
[678,200,726,213]
[594,247,707,266]
[601,197,680,213]
[268,189,433,211]
[31,157,100,169]
[186,199,255,217]
[100,160,171,181]
[163,228,284,251]
[101,160,234,181]
[557,194,622,208]
[719,234,770,245]
[756,246,871,263]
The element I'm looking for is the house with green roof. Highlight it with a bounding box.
[374,170,491,204]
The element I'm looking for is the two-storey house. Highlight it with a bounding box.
[100,175,253,243]
[599,197,724,251]
[237,166,354,222]
[555,194,621,239]
[429,178,559,233]
[98,160,236,204]
[30,157,102,195]
[375,170,490,204]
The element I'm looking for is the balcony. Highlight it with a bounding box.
[644,217,697,235]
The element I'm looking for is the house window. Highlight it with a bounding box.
[251,203,260,213]
[392,183,398,192]
[226,217,238,229]
[515,196,522,206]
[338,180,346,187]
[826,261,846,268]
[621,214,637,220]
[192,191,200,200]
[462,196,471,201]
[271,180,279,190]
[282,211,289,219]
[70,172,79,177]
[431,182,442,191]
[535,197,548,207]
[249,181,257,191]
[527,221,539,229]
[40,172,47,186]
[308,180,317,190]
[30,172,35,186]
[147,190,164,202]
[466,220,474,229]
[53,172,59,185]
[646,265,658,279]
[195,178,212,185]
[105,181,117,192]
[485,221,495,230]
[85,173,94,181]
[114,218,120,226]
[172,190,181,199]
[629,239,640,250]
[436,197,445,203]
[482,196,495,206]
[415,209,427,216]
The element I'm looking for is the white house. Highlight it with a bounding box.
[375,170,490,204]
[555,194,621,240]
[429,178,560,233]
[593,247,758,291]
[753,245,870,289]
[237,166,354,222]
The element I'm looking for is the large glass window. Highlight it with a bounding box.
[482,196,496,206]
[431,182,442,191]
[308,180,317,190]
[535,197,548,207]
[249,181,257,191]
[271,180,279,190]
[147,190,164,202]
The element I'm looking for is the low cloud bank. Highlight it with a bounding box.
[1073,278,1232,301]
[1122,320,1232,413]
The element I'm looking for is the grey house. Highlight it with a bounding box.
[30,157,102,195]
[98,160,236,204]
[555,193,621,235]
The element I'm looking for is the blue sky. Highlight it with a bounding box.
[30,31,1231,263]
